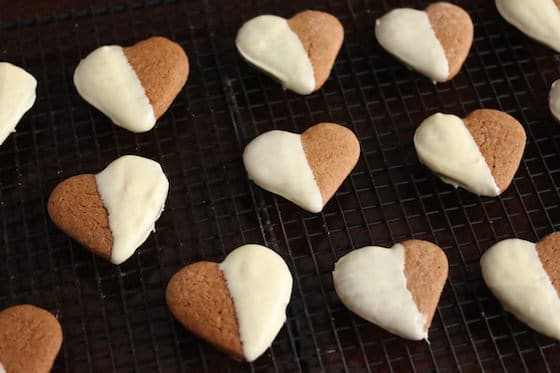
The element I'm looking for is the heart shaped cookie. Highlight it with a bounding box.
[0,62,36,145]
[375,2,473,82]
[333,240,448,340]
[496,0,560,53]
[74,36,189,132]
[0,304,63,373]
[236,10,343,94]
[481,232,560,339]
[414,109,526,196]
[243,122,360,213]
[166,244,293,362]
[48,155,169,264]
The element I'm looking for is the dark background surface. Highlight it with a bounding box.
[1,0,560,372]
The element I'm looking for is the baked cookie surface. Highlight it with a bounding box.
[0,305,63,373]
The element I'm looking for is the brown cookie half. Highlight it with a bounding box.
[426,2,473,80]
[123,36,189,119]
[287,11,344,90]
[47,174,113,261]
[462,109,526,193]
[301,122,360,206]
[166,262,244,361]
[402,239,449,333]
[536,231,560,295]
[0,305,63,373]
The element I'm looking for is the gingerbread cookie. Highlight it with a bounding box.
[48,155,169,264]
[167,244,293,362]
[333,240,448,340]
[0,304,63,373]
[496,0,560,53]
[481,232,560,340]
[375,2,473,82]
[414,109,526,196]
[243,122,360,213]
[236,10,343,94]
[74,36,189,132]
[0,62,37,145]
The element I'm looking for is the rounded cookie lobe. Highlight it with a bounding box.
[287,11,344,90]
[0,305,63,373]
[536,232,560,296]
[462,109,526,193]
[301,123,360,207]
[166,262,244,361]
[123,36,189,119]
[401,240,448,333]
[48,174,113,261]
[425,2,473,80]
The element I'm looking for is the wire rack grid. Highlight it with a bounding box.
[1,0,560,372]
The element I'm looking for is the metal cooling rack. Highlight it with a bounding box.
[1,0,560,372]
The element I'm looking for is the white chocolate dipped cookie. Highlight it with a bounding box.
[375,2,473,82]
[481,232,560,340]
[496,0,560,53]
[74,37,189,132]
[549,79,560,122]
[48,155,169,264]
[0,62,37,145]
[166,244,293,362]
[414,109,526,196]
[236,11,343,94]
[333,240,448,340]
[243,122,360,213]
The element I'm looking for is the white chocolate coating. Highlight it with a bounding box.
[236,15,316,95]
[243,130,323,213]
[73,46,156,133]
[549,79,560,122]
[333,244,427,340]
[95,155,169,264]
[481,239,560,340]
[219,244,293,362]
[0,62,37,145]
[414,113,500,196]
[496,0,560,53]
[375,8,449,82]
